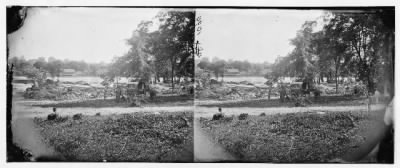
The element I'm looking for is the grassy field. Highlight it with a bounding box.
[200,95,368,108]
[199,110,383,163]
[33,111,193,162]
[35,95,194,108]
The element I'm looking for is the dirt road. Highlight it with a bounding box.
[194,104,386,118]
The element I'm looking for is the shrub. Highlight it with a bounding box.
[73,113,83,120]
[54,116,69,123]
[238,113,249,120]
[149,89,157,100]
[223,116,234,122]
[47,113,57,120]
[314,89,322,97]
[212,113,224,120]
[259,113,266,116]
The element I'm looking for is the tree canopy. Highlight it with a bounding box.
[105,10,195,89]
[268,9,394,95]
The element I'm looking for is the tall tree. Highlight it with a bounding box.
[329,12,390,93]
[286,21,319,80]
[313,20,350,93]
[147,10,195,88]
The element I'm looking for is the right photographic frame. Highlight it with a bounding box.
[193,7,394,163]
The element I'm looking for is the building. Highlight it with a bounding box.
[61,69,76,76]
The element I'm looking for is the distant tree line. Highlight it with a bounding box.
[197,56,272,80]
[267,9,394,95]
[8,56,108,79]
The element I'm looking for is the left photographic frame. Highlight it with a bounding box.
[6,6,195,162]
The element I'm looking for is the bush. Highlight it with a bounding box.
[238,113,249,120]
[95,112,101,116]
[223,116,234,122]
[34,111,194,162]
[294,97,312,107]
[259,113,266,116]
[73,113,83,120]
[353,84,368,97]
[314,89,322,97]
[54,116,69,123]
[149,90,157,100]
[47,113,57,120]
[212,113,224,120]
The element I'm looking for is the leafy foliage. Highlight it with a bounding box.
[198,57,271,78]
[270,10,394,95]
[34,111,193,162]
[106,10,195,89]
[200,112,367,162]
[9,56,107,78]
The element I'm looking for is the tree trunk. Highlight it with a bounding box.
[268,85,272,100]
[366,64,375,97]
[335,68,339,94]
[171,66,174,89]
[171,58,175,89]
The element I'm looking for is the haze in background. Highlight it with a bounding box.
[8,7,160,63]
[197,9,325,63]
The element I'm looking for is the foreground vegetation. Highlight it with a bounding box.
[200,111,383,162]
[34,111,193,162]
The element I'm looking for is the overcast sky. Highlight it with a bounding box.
[9,8,325,64]
[197,9,325,64]
[8,7,160,63]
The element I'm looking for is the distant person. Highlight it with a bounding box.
[138,80,145,95]
[279,84,286,102]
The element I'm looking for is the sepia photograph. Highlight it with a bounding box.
[7,7,195,162]
[194,8,394,163]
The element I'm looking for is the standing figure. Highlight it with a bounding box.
[103,87,107,100]
[115,86,121,102]
[279,84,286,103]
